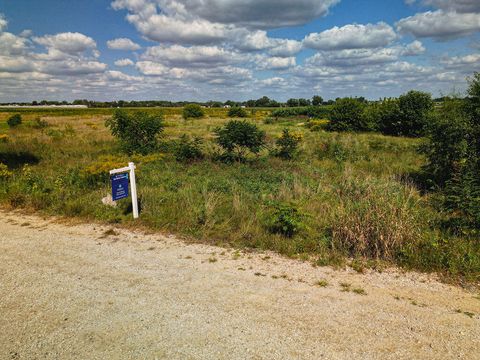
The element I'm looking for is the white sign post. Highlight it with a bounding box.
[109,162,139,219]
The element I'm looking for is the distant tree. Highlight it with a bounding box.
[298,98,311,107]
[287,98,300,107]
[312,95,323,106]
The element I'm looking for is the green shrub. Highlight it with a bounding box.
[0,163,12,180]
[106,110,164,155]
[7,114,22,128]
[32,117,49,129]
[396,90,434,137]
[265,202,306,237]
[183,104,205,119]
[422,75,480,229]
[228,107,248,118]
[174,134,204,162]
[271,106,331,119]
[327,98,371,132]
[214,120,266,160]
[275,129,303,159]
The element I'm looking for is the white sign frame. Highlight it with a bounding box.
[110,162,139,219]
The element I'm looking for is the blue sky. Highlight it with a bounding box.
[0,0,479,102]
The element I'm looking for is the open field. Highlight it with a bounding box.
[0,108,479,283]
[1,211,479,359]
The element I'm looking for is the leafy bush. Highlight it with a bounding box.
[275,129,303,159]
[214,120,266,160]
[265,202,306,237]
[7,114,22,128]
[106,110,164,155]
[228,107,248,118]
[183,104,205,119]
[326,98,371,132]
[422,74,480,229]
[0,134,8,143]
[173,134,204,162]
[396,91,434,137]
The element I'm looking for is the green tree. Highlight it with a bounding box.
[422,73,480,228]
[327,98,370,132]
[214,120,266,160]
[312,95,323,106]
[287,98,300,107]
[106,110,164,155]
[397,90,434,137]
[183,104,205,119]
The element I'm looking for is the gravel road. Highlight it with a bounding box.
[0,211,479,360]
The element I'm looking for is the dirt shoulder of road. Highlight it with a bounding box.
[1,210,479,360]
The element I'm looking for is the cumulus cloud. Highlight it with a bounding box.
[181,0,340,29]
[34,32,97,55]
[396,10,480,40]
[114,58,135,66]
[0,14,7,32]
[107,38,141,50]
[112,0,340,30]
[141,44,245,67]
[304,22,397,50]
[256,56,296,70]
[409,0,480,13]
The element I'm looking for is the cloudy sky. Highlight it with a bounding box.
[1,0,479,102]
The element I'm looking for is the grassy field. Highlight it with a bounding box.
[0,108,479,283]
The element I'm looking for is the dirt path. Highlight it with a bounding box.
[0,211,479,360]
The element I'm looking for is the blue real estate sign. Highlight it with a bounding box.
[111,173,129,201]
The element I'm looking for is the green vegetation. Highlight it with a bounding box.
[274,129,303,160]
[214,120,266,161]
[1,79,480,284]
[7,114,22,128]
[183,104,205,119]
[105,110,164,155]
[228,107,248,118]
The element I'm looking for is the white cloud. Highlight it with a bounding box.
[141,44,245,67]
[181,0,340,29]
[256,56,296,70]
[268,40,303,57]
[0,32,30,55]
[112,0,340,30]
[114,58,135,66]
[107,38,141,51]
[411,0,480,13]
[0,14,7,32]
[34,32,97,55]
[396,10,480,40]
[304,22,397,50]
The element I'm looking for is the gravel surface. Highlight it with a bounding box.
[0,211,479,360]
